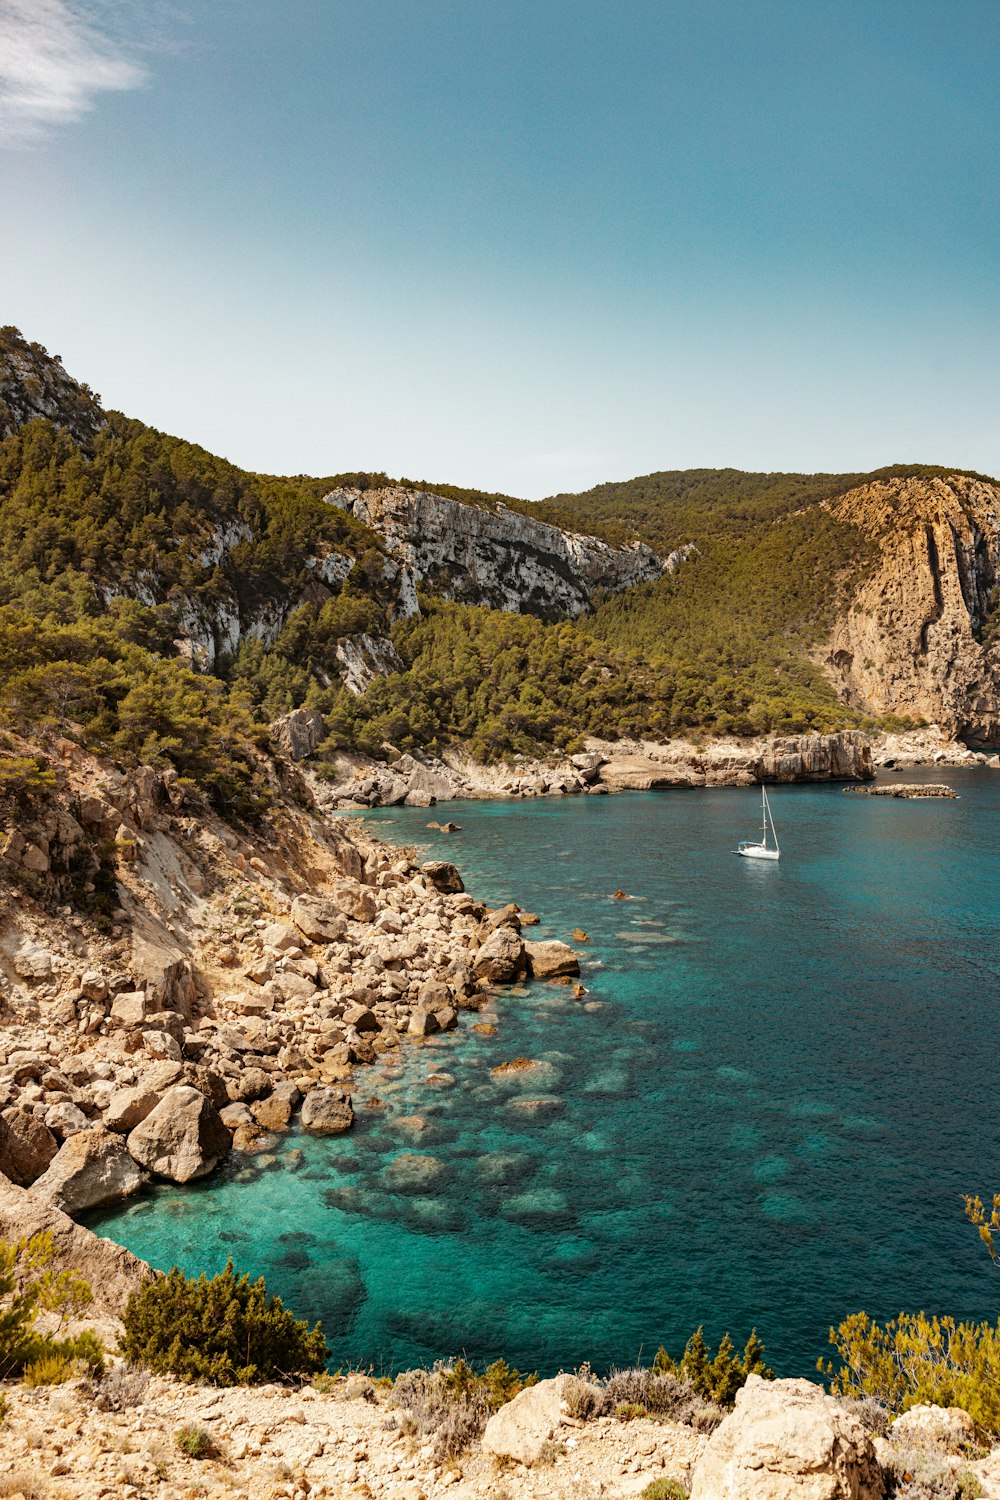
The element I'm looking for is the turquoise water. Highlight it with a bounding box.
[91,770,1000,1378]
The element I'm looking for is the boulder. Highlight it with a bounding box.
[251,1081,300,1132]
[421,860,464,894]
[328,880,377,923]
[434,1006,458,1032]
[260,921,301,951]
[131,931,197,1015]
[290,895,348,944]
[44,1102,91,1139]
[272,970,317,1004]
[408,1007,440,1037]
[80,970,109,1002]
[300,1087,354,1136]
[889,1404,976,1453]
[271,705,326,761]
[0,1108,58,1186]
[689,1375,885,1500]
[342,1004,380,1032]
[382,1153,449,1194]
[481,1374,604,1465]
[417,978,453,1009]
[473,925,525,984]
[524,939,581,979]
[110,991,150,1027]
[29,1127,146,1214]
[143,1029,182,1062]
[103,1086,159,1133]
[13,944,57,981]
[225,1067,273,1103]
[126,1085,232,1183]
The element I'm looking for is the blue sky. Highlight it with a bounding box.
[1,1,998,497]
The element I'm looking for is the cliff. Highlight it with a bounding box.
[826,475,1000,748]
[325,484,667,619]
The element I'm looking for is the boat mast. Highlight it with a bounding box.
[762,784,780,854]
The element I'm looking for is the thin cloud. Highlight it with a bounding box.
[0,0,148,145]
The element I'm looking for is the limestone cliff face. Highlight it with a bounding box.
[324,486,666,619]
[826,475,1000,748]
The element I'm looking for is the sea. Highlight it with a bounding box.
[90,768,1000,1379]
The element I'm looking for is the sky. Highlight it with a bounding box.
[1,0,998,498]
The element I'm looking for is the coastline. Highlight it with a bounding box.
[305,722,998,810]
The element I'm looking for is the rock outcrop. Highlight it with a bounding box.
[325,485,665,621]
[827,475,1000,749]
[689,1375,885,1500]
[29,1127,146,1214]
[481,1373,605,1465]
[0,1108,58,1186]
[300,1087,354,1136]
[126,1086,231,1183]
[594,732,874,791]
[0,1175,149,1323]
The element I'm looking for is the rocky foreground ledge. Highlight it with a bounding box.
[4,1302,1000,1500]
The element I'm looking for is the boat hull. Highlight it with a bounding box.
[737,844,780,861]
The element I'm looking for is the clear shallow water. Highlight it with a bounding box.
[91,770,1000,1378]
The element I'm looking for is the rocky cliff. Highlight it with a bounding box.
[325,485,666,619]
[826,475,1000,748]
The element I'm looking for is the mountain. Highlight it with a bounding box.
[0,325,998,813]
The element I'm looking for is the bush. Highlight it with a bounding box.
[22,1353,74,1386]
[391,1358,536,1461]
[174,1424,216,1459]
[0,1231,103,1381]
[880,1442,983,1499]
[119,1260,327,1385]
[603,1366,721,1430]
[824,1311,1000,1437]
[641,1482,690,1500]
[94,1363,150,1411]
[652,1326,772,1408]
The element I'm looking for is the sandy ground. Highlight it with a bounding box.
[0,1375,705,1500]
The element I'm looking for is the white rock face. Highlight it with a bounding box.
[335,633,406,694]
[481,1374,604,1465]
[690,1375,885,1500]
[324,486,665,619]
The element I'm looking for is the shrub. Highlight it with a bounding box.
[880,1442,983,1499]
[95,1363,150,1411]
[391,1358,536,1461]
[174,1424,215,1459]
[657,1326,771,1406]
[119,1260,327,1385]
[641,1482,690,1500]
[824,1311,1000,1437]
[22,1353,74,1386]
[0,1231,103,1381]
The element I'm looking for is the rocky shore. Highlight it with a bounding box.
[0,734,582,1221]
[292,726,884,810]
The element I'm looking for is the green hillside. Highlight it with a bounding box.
[1,327,971,817]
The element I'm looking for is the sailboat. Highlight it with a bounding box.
[734,784,780,861]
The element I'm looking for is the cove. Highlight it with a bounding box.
[90,769,1000,1378]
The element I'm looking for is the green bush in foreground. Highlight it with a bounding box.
[119,1260,327,1385]
[0,1231,104,1381]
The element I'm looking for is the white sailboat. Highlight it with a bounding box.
[734,784,780,861]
